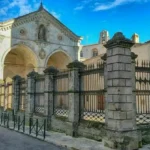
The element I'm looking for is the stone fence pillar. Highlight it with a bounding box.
[103,32,141,150]
[67,60,85,137]
[26,70,37,117]
[43,66,58,128]
[12,75,22,114]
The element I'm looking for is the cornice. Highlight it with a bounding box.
[0,9,81,42]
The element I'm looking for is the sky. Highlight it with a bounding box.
[0,0,150,45]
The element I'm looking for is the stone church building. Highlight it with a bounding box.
[0,3,82,79]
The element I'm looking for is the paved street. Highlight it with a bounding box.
[0,127,67,150]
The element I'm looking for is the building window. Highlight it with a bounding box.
[80,51,83,57]
[92,49,98,57]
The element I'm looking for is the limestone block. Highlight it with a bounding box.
[119,87,132,95]
[126,95,133,102]
[112,47,125,55]
[107,55,131,64]
[107,49,112,57]
[108,103,120,111]
[107,95,113,102]
[113,111,127,120]
[120,120,133,130]
[107,119,117,129]
[107,87,132,95]
[125,64,132,71]
[126,79,132,86]
[107,87,120,94]
[113,79,126,86]
[113,63,125,71]
[127,111,133,119]
[107,64,113,72]
[124,48,131,55]
[107,71,132,79]
[108,110,114,119]
[113,95,127,103]
[120,103,133,111]
[107,79,113,87]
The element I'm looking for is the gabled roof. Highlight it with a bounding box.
[0,4,82,40]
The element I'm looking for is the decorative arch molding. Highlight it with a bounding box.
[44,47,72,68]
[1,43,39,65]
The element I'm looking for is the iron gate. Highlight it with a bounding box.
[135,60,150,124]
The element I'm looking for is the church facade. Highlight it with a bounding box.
[0,4,82,79]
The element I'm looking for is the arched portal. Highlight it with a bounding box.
[47,51,72,70]
[4,45,38,79]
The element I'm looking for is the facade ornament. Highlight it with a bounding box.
[20,28,27,36]
[39,49,46,59]
[58,34,63,41]
[38,24,46,41]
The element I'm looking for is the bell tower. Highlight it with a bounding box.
[132,33,139,43]
[99,30,109,44]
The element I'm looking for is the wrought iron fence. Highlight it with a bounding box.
[79,62,105,122]
[54,70,69,117]
[0,112,9,128]
[0,111,46,140]
[135,60,150,124]
[19,79,26,111]
[29,117,46,139]
[34,75,45,114]
[13,115,25,132]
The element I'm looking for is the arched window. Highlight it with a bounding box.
[92,48,98,57]
[38,24,46,41]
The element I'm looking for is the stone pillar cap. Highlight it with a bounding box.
[27,70,38,77]
[67,60,86,69]
[43,66,59,74]
[12,75,22,81]
[104,32,134,48]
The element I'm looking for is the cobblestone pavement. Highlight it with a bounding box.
[0,127,67,150]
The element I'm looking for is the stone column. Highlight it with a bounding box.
[26,70,37,117]
[67,60,85,137]
[103,32,140,150]
[12,75,22,114]
[43,66,58,127]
